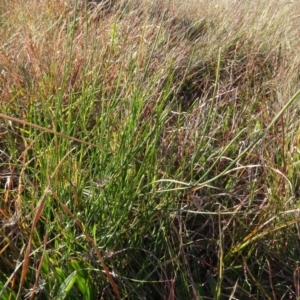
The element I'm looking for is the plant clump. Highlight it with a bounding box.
[1,0,300,299]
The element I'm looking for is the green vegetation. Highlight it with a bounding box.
[1,0,300,298]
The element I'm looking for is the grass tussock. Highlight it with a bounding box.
[1,0,300,299]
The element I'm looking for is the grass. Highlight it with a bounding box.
[1,0,300,298]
